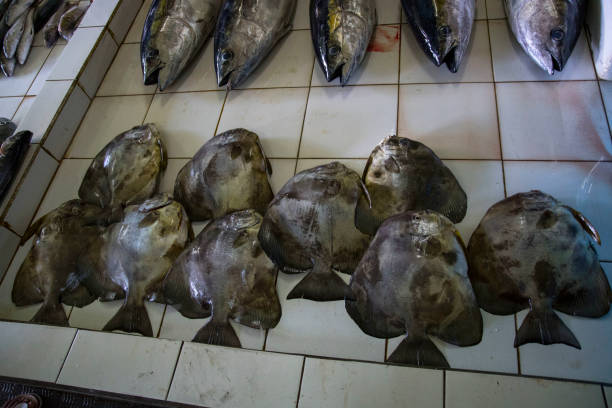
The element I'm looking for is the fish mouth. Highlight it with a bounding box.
[442,46,459,73]
[143,60,162,86]
[217,69,235,90]
[551,53,564,73]
[324,63,343,83]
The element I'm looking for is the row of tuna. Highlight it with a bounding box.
[140,0,591,92]
[11,123,610,368]
[0,0,90,77]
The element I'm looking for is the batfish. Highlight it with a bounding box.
[79,194,191,336]
[258,161,371,301]
[401,0,475,72]
[468,190,610,348]
[214,0,297,89]
[12,200,119,325]
[356,136,466,235]
[0,130,31,203]
[174,128,273,221]
[505,0,587,74]
[310,0,376,85]
[141,0,222,91]
[346,210,483,368]
[78,124,166,209]
[163,209,281,347]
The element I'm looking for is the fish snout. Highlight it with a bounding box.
[142,49,162,86]
[216,49,236,89]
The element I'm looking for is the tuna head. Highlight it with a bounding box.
[507,0,586,74]
[214,23,253,89]
[402,0,475,72]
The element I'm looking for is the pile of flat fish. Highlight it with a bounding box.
[174,128,273,221]
[79,194,192,337]
[505,0,587,74]
[214,0,296,89]
[78,123,166,208]
[163,209,281,347]
[356,136,466,236]
[141,0,222,91]
[0,117,31,203]
[310,0,376,85]
[401,0,475,72]
[259,161,371,301]
[0,0,90,77]
[12,200,119,325]
[347,211,482,368]
[468,190,611,348]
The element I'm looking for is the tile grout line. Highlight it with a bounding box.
[164,341,184,401]
[212,91,229,136]
[294,356,306,408]
[514,313,522,375]
[156,305,167,338]
[584,25,612,141]
[443,370,446,408]
[54,329,79,383]
[602,385,609,408]
[292,56,316,170]
[22,44,56,98]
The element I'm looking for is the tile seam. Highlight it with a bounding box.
[54,329,79,383]
[294,356,306,408]
[164,341,184,401]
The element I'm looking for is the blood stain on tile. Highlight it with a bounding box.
[368,25,400,52]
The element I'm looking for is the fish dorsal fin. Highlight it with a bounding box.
[563,205,601,245]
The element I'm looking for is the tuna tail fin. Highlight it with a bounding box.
[30,301,69,326]
[103,302,153,337]
[193,320,241,348]
[287,268,350,302]
[514,308,580,349]
[387,335,450,369]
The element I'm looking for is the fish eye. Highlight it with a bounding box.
[221,50,233,61]
[328,45,340,57]
[550,28,565,41]
[439,25,451,37]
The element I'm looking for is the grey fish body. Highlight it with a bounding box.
[5,0,34,26]
[79,194,192,336]
[214,0,297,89]
[401,0,475,72]
[310,0,376,84]
[43,0,69,47]
[0,117,16,142]
[141,0,222,91]
[3,11,26,59]
[468,190,610,349]
[58,1,88,41]
[33,0,64,32]
[0,53,15,76]
[0,130,31,203]
[356,136,466,236]
[174,128,273,221]
[258,161,371,301]
[346,210,482,368]
[0,0,11,18]
[164,210,281,347]
[12,200,118,326]
[505,0,587,74]
[78,124,166,209]
[16,7,34,65]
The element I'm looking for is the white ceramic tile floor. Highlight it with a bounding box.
[0,226,19,279]
[27,45,66,96]
[9,96,35,126]
[57,330,181,399]
[600,81,612,130]
[79,31,119,98]
[168,342,303,408]
[124,0,152,44]
[299,358,443,408]
[97,43,157,96]
[0,97,23,119]
[445,371,606,408]
[0,321,76,382]
[0,46,51,97]
[48,27,104,81]
[109,0,143,43]
[485,0,505,19]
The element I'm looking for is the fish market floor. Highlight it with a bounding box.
[1,0,612,406]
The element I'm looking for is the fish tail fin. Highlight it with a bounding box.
[103,302,153,337]
[387,335,450,369]
[287,269,350,302]
[193,320,241,348]
[30,301,69,326]
[515,308,581,349]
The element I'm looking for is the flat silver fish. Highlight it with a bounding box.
[0,53,15,76]
[214,0,297,89]
[347,210,482,368]
[174,128,273,221]
[310,0,376,84]
[43,0,70,47]
[33,0,64,32]
[12,199,119,325]
[58,1,88,41]
[5,0,35,26]
[468,190,610,349]
[16,7,34,65]
[3,11,26,59]
[78,124,166,209]
[505,0,587,74]
[356,136,467,235]
[0,130,31,202]
[258,161,371,301]
[401,0,475,72]
[79,194,192,337]
[164,210,281,347]
[141,0,222,91]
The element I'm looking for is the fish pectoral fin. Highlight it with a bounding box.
[515,307,580,349]
[563,205,601,245]
[61,284,96,308]
[387,334,450,369]
[103,302,153,337]
[30,300,69,326]
[193,319,241,348]
[287,269,350,302]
